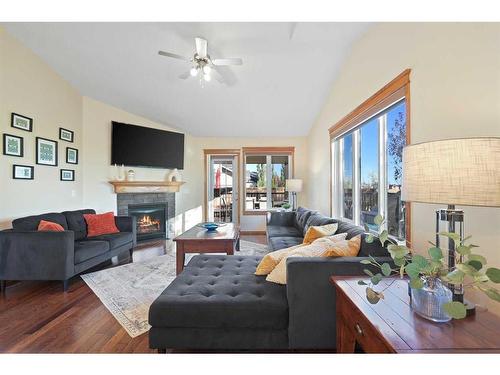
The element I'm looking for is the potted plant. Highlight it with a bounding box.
[359,215,500,321]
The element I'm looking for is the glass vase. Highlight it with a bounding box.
[410,277,452,323]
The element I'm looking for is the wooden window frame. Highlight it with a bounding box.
[329,69,412,247]
[203,149,241,223]
[242,146,295,216]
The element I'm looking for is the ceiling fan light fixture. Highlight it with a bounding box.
[190,66,199,77]
[203,73,211,82]
[202,65,211,74]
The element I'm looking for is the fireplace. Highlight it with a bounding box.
[128,203,167,241]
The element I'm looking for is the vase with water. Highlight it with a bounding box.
[410,276,453,322]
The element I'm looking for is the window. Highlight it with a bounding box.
[242,147,294,214]
[330,70,410,243]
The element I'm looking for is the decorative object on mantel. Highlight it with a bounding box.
[360,214,500,321]
[109,180,185,194]
[127,169,135,181]
[113,164,125,181]
[402,137,500,315]
[167,168,181,182]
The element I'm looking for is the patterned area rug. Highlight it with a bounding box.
[81,240,269,337]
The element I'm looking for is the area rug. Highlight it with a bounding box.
[81,240,269,337]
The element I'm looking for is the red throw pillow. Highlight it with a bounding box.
[38,220,65,232]
[83,212,120,237]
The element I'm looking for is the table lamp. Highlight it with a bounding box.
[286,179,303,210]
[402,137,500,313]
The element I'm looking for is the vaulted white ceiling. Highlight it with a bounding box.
[3,22,370,137]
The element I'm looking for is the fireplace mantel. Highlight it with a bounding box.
[109,180,185,194]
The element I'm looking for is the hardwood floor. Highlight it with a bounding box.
[0,235,267,353]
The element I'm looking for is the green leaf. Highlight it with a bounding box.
[374,214,383,226]
[412,255,430,269]
[371,274,383,285]
[357,280,367,285]
[394,257,405,267]
[366,287,380,304]
[363,269,374,277]
[467,260,483,271]
[379,230,388,245]
[381,263,392,277]
[399,264,405,278]
[365,235,374,244]
[473,274,490,283]
[456,263,477,276]
[428,247,443,261]
[388,244,410,259]
[486,268,500,283]
[443,302,467,319]
[444,269,465,284]
[409,278,423,289]
[482,287,500,302]
[360,259,372,265]
[439,232,461,243]
[468,254,487,265]
[456,245,471,256]
[405,263,421,279]
[363,223,370,232]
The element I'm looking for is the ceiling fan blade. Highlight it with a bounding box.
[211,68,225,84]
[212,58,243,66]
[195,37,208,58]
[178,71,190,79]
[158,50,190,62]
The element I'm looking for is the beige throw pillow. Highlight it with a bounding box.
[321,235,362,257]
[303,223,338,244]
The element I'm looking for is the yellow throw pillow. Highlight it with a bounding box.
[312,232,347,244]
[321,235,362,257]
[303,223,338,244]
[266,240,336,285]
[255,244,304,275]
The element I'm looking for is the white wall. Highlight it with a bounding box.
[308,23,500,267]
[0,27,83,229]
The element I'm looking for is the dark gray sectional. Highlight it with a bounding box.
[0,209,136,292]
[149,207,393,352]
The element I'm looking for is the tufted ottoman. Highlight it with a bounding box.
[149,255,289,351]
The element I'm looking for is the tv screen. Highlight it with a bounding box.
[111,121,184,169]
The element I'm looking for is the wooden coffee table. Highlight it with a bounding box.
[173,223,240,275]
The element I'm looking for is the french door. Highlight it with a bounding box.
[205,151,239,224]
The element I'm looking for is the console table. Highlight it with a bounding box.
[331,276,500,353]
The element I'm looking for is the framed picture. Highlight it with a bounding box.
[36,137,58,166]
[60,169,75,181]
[13,164,34,180]
[3,134,24,157]
[11,113,33,132]
[66,147,78,164]
[59,128,74,142]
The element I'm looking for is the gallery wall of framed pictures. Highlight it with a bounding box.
[2,112,79,182]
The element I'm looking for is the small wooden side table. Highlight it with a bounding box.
[331,276,500,353]
[173,223,240,275]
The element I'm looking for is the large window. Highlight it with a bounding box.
[330,70,410,243]
[243,147,294,214]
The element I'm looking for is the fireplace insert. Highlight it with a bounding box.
[128,203,167,241]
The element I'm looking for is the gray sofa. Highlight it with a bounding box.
[0,209,136,293]
[149,207,393,352]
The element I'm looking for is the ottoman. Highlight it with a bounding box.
[149,255,289,351]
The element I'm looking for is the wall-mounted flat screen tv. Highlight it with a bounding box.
[111,121,184,169]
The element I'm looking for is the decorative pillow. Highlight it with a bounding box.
[38,220,65,232]
[321,235,362,257]
[266,240,338,285]
[255,244,304,275]
[312,232,348,244]
[83,212,120,237]
[303,223,338,244]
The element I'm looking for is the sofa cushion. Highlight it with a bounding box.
[304,213,336,235]
[74,240,110,264]
[294,207,315,233]
[358,234,391,257]
[85,232,133,249]
[63,209,96,240]
[267,225,302,238]
[12,213,68,231]
[149,255,288,330]
[269,236,303,250]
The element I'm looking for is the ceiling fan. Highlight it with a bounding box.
[158,37,243,85]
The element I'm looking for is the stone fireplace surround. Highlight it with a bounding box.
[117,192,175,238]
